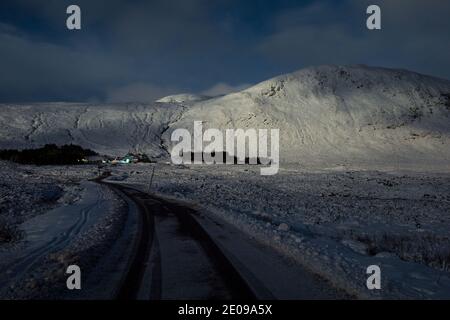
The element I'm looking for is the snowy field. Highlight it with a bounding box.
[0,161,131,299]
[107,162,450,299]
[1,160,450,298]
[0,161,97,245]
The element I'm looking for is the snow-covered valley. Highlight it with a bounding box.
[1,65,450,299]
[1,161,450,299]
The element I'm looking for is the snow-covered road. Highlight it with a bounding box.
[106,181,347,299]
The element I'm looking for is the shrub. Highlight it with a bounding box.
[0,144,97,165]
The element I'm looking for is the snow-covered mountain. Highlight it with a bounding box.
[0,102,184,158]
[166,65,450,167]
[1,65,449,166]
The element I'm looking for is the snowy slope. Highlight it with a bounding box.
[156,93,211,104]
[165,65,450,166]
[0,102,183,158]
[1,65,449,166]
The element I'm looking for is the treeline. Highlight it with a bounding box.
[0,144,97,165]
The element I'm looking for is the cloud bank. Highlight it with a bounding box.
[0,0,449,103]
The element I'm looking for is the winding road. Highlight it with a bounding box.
[0,173,347,299]
[102,180,347,300]
[105,182,257,300]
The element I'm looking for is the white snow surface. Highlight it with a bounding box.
[165,65,450,167]
[156,93,211,104]
[0,162,131,299]
[108,163,450,299]
[0,103,183,158]
[1,65,450,168]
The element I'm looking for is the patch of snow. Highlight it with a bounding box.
[157,93,211,104]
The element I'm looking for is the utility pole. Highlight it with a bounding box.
[147,166,155,193]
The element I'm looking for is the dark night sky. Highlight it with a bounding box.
[0,0,449,103]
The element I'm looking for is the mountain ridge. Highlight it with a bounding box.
[1,65,449,168]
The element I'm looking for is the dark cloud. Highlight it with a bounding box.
[105,82,179,103]
[258,0,450,80]
[0,0,449,103]
[0,23,132,102]
[201,82,252,96]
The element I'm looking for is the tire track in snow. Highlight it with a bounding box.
[0,182,107,290]
[106,182,257,300]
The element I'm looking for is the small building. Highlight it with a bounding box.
[111,153,138,165]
